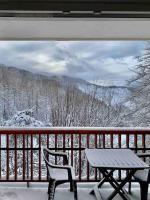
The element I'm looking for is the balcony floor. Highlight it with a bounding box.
[0,183,148,200]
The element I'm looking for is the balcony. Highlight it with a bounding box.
[0,182,148,200]
[0,127,150,200]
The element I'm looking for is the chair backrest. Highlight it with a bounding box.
[42,146,50,161]
[42,147,53,173]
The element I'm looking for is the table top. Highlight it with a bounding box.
[85,149,149,170]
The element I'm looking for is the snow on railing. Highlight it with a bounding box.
[0,127,149,182]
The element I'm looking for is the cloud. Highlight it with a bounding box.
[0,40,146,86]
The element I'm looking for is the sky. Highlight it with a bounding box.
[0,41,147,86]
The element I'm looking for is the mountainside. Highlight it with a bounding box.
[50,75,130,104]
[0,64,130,126]
[0,65,130,104]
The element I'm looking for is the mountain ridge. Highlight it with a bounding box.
[0,64,130,90]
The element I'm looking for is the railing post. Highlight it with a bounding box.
[27,182,30,188]
[26,134,29,188]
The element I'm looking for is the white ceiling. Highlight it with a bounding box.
[0,18,150,40]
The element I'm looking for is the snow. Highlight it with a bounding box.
[77,82,130,105]
[0,127,149,131]
[0,184,144,200]
[2,108,49,127]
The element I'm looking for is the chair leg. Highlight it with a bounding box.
[128,181,132,194]
[140,182,148,200]
[48,181,50,194]
[48,180,56,200]
[73,181,78,200]
[70,181,74,192]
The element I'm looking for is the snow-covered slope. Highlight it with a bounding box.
[50,75,130,105]
[0,65,130,106]
[0,64,131,127]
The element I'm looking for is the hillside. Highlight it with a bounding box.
[0,64,130,126]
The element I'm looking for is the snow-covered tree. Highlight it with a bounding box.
[127,43,150,127]
[3,107,46,127]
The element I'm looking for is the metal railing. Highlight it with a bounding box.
[0,127,150,182]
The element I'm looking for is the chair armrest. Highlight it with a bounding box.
[137,152,150,158]
[42,147,68,165]
[49,151,68,157]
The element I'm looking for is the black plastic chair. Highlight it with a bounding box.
[129,152,150,200]
[42,147,78,200]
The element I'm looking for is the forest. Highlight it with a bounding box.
[0,63,133,127]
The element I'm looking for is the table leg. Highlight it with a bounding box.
[93,184,103,200]
[103,170,129,197]
[107,169,137,200]
[90,169,136,200]
[90,170,115,195]
[102,170,129,200]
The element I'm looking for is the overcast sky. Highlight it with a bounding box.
[0,41,147,86]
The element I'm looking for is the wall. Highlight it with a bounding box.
[0,18,150,40]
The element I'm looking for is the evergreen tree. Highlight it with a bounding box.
[3,107,46,127]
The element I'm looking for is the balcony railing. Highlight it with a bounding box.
[0,127,150,183]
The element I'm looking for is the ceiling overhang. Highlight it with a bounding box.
[0,0,150,18]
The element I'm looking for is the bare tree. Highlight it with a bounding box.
[127,43,150,127]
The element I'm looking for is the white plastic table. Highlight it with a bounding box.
[85,149,149,200]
